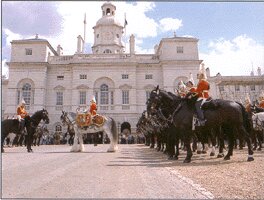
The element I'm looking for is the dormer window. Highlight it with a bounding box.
[106,8,111,15]
[25,48,32,55]
[103,49,112,54]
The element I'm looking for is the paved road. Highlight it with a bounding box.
[2,144,214,199]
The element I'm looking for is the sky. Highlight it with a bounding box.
[2,1,264,77]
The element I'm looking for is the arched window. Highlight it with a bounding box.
[106,8,111,15]
[55,125,62,133]
[100,84,109,105]
[21,83,32,110]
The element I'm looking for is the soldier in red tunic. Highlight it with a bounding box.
[90,96,97,116]
[186,73,196,93]
[177,80,187,98]
[17,99,28,132]
[258,93,264,109]
[194,63,210,126]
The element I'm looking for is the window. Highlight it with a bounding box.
[122,90,129,104]
[100,84,109,104]
[22,83,32,110]
[235,85,240,91]
[122,74,129,79]
[116,34,119,38]
[57,76,64,80]
[17,90,21,105]
[97,34,99,38]
[55,125,62,133]
[25,48,32,55]
[80,74,87,79]
[177,46,183,53]
[219,85,224,92]
[56,92,63,105]
[103,49,112,54]
[79,91,86,105]
[145,74,153,79]
[250,85,255,91]
[111,91,114,105]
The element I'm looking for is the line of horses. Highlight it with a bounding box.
[137,85,264,163]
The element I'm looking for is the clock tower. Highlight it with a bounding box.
[92,2,125,54]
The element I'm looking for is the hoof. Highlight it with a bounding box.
[197,150,202,154]
[217,153,224,158]
[183,159,191,163]
[173,156,179,160]
[253,147,256,151]
[224,156,230,160]
[202,150,207,154]
[210,152,215,157]
[167,155,174,160]
[239,147,243,150]
[257,148,262,151]
[247,157,254,162]
[150,145,154,149]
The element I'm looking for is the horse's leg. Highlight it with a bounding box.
[71,127,80,152]
[79,132,85,152]
[166,127,175,160]
[257,130,262,151]
[183,130,193,163]
[224,126,234,160]
[239,126,254,161]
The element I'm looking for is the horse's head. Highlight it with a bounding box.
[60,111,69,126]
[147,86,162,115]
[41,109,50,124]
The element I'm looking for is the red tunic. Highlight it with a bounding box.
[188,87,196,93]
[195,79,210,99]
[259,100,264,108]
[90,102,97,115]
[17,106,28,118]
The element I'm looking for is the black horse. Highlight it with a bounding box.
[1,109,50,152]
[147,86,254,163]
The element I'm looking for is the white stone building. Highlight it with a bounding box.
[3,2,263,136]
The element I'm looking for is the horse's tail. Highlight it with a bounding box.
[236,102,252,133]
[110,117,118,144]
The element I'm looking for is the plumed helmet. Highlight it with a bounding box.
[178,80,186,90]
[90,96,96,103]
[245,93,251,104]
[187,73,195,85]
[21,99,26,105]
[198,63,207,80]
[259,92,264,100]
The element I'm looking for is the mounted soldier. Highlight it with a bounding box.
[177,80,187,98]
[258,92,264,109]
[17,99,28,133]
[186,73,196,93]
[90,96,97,116]
[193,63,210,126]
[244,94,252,113]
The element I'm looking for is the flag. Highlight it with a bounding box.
[124,13,128,27]
[124,18,128,27]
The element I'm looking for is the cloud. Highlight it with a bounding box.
[159,18,182,32]
[200,35,264,76]
[2,1,63,37]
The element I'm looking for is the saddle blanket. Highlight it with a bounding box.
[76,113,105,127]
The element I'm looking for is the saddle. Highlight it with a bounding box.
[201,98,219,110]
[76,112,105,128]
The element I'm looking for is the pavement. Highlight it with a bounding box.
[1,144,214,199]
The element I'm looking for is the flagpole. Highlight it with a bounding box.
[83,13,86,53]
[124,12,127,53]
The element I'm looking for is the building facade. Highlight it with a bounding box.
[2,2,263,136]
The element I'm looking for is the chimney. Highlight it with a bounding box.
[57,45,63,56]
[129,34,135,55]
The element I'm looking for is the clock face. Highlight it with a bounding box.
[103,31,114,40]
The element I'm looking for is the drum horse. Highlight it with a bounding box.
[60,111,118,152]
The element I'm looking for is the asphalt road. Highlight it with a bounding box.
[2,144,214,199]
